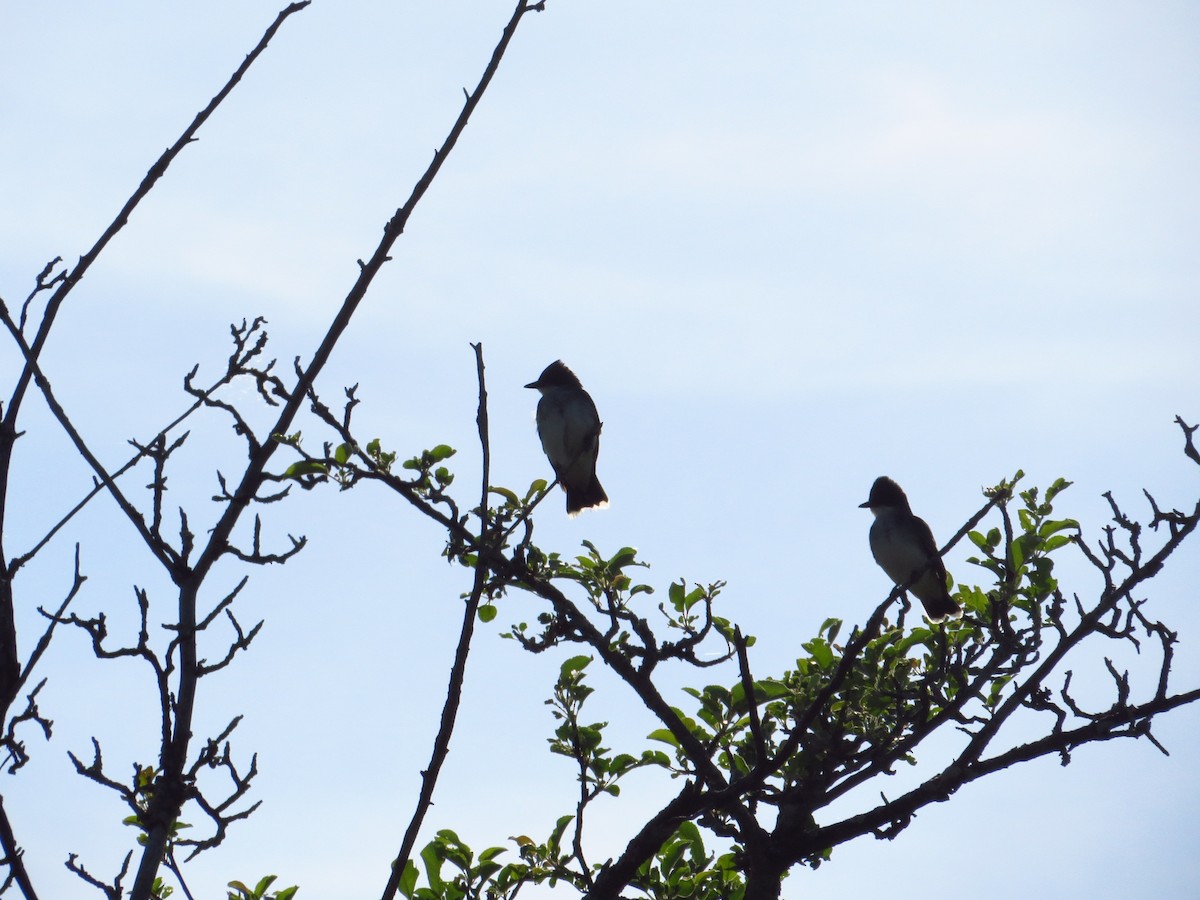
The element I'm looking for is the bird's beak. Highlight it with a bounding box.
[524,380,539,390]
[858,500,871,509]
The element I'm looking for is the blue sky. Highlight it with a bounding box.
[2,2,1198,898]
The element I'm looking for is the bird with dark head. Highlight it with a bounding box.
[859,476,961,622]
[525,360,609,516]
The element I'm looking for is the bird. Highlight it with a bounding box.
[859,476,961,622]
[525,360,608,516]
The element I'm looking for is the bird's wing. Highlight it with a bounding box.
[558,393,601,460]
[913,515,949,580]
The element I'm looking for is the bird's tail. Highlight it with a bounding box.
[566,477,608,517]
[922,592,963,623]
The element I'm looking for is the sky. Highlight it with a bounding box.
[1,1,1198,898]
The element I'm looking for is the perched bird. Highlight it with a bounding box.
[525,360,608,516]
[859,476,961,622]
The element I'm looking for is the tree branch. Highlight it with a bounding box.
[379,345,495,900]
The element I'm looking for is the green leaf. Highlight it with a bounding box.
[609,752,636,773]
[489,486,519,504]
[729,683,749,710]
[676,819,703,856]
[647,728,680,748]
[478,846,507,865]
[547,815,574,855]
[430,444,457,462]
[1042,534,1073,552]
[803,638,834,669]
[1011,534,1030,569]
[334,442,353,464]
[642,749,671,767]
[474,862,502,883]
[754,679,791,702]
[437,828,472,872]
[478,605,497,623]
[705,684,731,707]
[283,460,327,479]
[608,546,639,569]
[712,617,739,642]
[820,617,842,643]
[560,655,592,678]
[397,861,418,899]
[1045,477,1073,503]
[1038,518,1079,537]
[420,842,445,892]
[668,580,686,610]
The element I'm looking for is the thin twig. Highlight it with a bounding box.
[0,795,39,900]
[379,345,495,900]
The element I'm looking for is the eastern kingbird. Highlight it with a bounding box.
[525,360,608,516]
[859,476,961,622]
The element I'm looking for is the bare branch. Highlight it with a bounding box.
[379,343,495,900]
[65,851,131,900]
[0,794,40,900]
